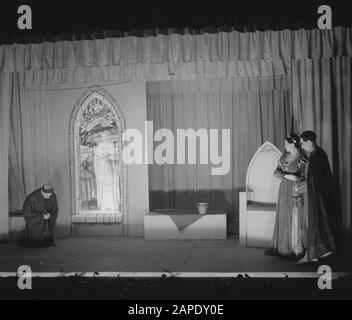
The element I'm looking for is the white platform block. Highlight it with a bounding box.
[144,213,227,240]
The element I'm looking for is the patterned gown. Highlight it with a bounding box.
[270,152,307,257]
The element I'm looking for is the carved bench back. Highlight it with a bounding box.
[246,141,282,204]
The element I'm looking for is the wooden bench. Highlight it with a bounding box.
[71,212,123,224]
[9,210,25,239]
[9,210,24,217]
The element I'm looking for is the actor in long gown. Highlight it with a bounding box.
[18,184,58,247]
[297,131,338,264]
[266,134,307,258]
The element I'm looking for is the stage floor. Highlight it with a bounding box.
[0,235,352,274]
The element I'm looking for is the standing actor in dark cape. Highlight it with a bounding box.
[296,131,339,264]
[18,183,59,247]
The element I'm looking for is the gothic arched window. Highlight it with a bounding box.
[69,86,128,235]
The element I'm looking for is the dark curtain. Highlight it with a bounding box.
[292,57,352,237]
[147,78,292,233]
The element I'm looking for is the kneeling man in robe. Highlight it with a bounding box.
[18,183,59,247]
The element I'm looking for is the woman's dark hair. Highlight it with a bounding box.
[300,130,317,144]
[285,133,300,148]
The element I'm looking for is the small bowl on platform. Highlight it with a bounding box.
[196,203,209,215]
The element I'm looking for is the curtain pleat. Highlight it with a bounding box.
[8,73,26,211]
[0,73,15,239]
[8,86,52,210]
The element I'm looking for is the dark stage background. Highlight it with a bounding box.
[0,0,351,44]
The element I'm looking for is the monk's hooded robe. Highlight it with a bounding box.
[18,189,58,247]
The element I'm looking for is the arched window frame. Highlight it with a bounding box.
[68,86,129,235]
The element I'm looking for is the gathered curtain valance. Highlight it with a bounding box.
[1,27,352,74]
[147,76,290,95]
[15,59,290,86]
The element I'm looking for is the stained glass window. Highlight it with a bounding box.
[79,94,121,213]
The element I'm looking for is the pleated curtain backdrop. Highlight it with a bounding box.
[8,82,52,211]
[292,57,352,236]
[2,27,352,238]
[1,27,352,73]
[147,78,292,232]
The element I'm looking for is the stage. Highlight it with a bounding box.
[1,235,352,274]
